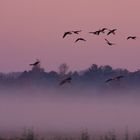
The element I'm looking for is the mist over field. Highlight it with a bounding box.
[1,0,140,139]
[0,88,140,136]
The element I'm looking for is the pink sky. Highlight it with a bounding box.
[0,0,140,72]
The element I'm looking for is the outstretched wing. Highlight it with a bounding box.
[116,75,124,79]
[105,78,113,83]
[59,77,72,85]
[59,79,66,85]
[63,32,72,38]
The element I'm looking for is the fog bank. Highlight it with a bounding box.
[0,89,139,135]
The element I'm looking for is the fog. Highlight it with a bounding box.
[0,88,140,135]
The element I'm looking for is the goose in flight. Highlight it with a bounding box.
[107,29,117,35]
[75,38,86,43]
[105,75,124,83]
[30,59,40,66]
[72,30,82,34]
[63,31,72,38]
[105,39,115,46]
[59,76,72,85]
[127,36,137,40]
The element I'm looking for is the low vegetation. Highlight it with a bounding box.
[1,129,140,140]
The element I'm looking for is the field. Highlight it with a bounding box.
[0,89,140,140]
[1,129,140,140]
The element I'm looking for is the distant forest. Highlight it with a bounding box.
[0,63,140,92]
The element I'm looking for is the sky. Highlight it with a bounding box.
[0,0,140,73]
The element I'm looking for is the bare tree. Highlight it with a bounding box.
[58,63,69,76]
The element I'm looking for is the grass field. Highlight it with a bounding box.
[1,129,140,140]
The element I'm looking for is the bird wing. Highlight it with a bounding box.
[132,36,136,39]
[127,37,130,39]
[127,36,136,40]
[73,30,82,33]
[107,29,116,35]
[102,28,107,31]
[89,32,96,34]
[105,38,109,43]
[105,78,113,83]
[110,42,115,45]
[67,77,72,81]
[107,31,111,35]
[75,38,79,42]
[59,77,71,85]
[75,38,86,43]
[96,31,100,35]
[116,75,124,79]
[30,62,35,66]
[63,32,67,38]
[105,39,115,45]
[63,32,71,38]
[112,29,116,34]
[81,38,86,41]
[59,79,66,85]
[112,75,124,81]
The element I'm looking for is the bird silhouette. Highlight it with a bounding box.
[127,36,137,40]
[63,31,72,38]
[30,59,40,66]
[59,76,72,85]
[75,38,86,43]
[72,30,82,34]
[105,39,115,46]
[105,75,124,83]
[107,29,117,35]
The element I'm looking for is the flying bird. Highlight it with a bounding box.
[127,36,137,40]
[59,77,72,85]
[105,75,124,83]
[63,31,72,38]
[75,38,86,43]
[72,30,82,34]
[30,59,40,66]
[107,29,117,35]
[105,39,115,46]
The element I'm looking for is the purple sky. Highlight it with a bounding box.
[0,0,140,72]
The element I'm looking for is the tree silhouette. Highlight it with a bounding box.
[58,63,69,76]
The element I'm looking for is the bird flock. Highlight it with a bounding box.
[27,28,138,86]
[63,28,137,46]
[61,28,138,85]
[29,59,124,86]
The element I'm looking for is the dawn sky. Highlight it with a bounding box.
[0,0,140,72]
